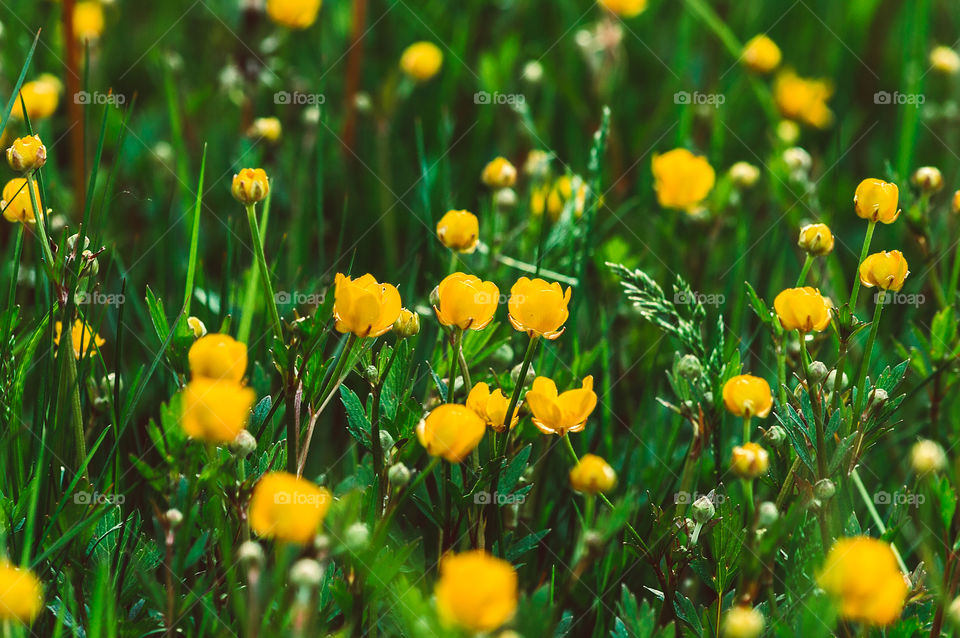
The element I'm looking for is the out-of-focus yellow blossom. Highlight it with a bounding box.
[741,35,781,74]
[818,537,908,626]
[0,562,43,623]
[728,162,760,188]
[930,45,960,75]
[188,334,247,383]
[231,168,270,205]
[854,178,900,223]
[730,442,769,478]
[6,135,46,173]
[774,287,832,332]
[524,149,551,179]
[532,175,590,221]
[797,223,834,256]
[416,404,486,462]
[526,375,596,436]
[11,75,62,121]
[467,382,519,432]
[433,272,499,331]
[266,0,322,29]
[910,439,946,475]
[181,379,256,442]
[776,120,800,145]
[721,375,773,419]
[74,1,105,41]
[436,209,479,253]
[651,148,715,212]
[399,42,443,82]
[481,157,517,189]
[249,471,332,543]
[54,320,105,359]
[507,277,571,340]
[597,0,646,18]
[333,273,402,337]
[392,308,420,338]
[721,606,765,638]
[1,178,42,224]
[569,454,616,493]
[912,166,943,193]
[859,251,909,292]
[774,71,833,128]
[953,190,960,214]
[435,550,518,632]
[246,117,282,143]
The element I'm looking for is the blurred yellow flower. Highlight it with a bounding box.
[188,334,248,383]
[266,0,322,29]
[74,1,105,41]
[651,148,715,212]
[859,250,909,292]
[730,442,769,478]
[436,209,479,253]
[54,319,105,359]
[231,168,270,205]
[400,42,443,82]
[773,287,832,332]
[569,453,616,493]
[741,35,781,74]
[774,71,833,128]
[481,157,517,189]
[721,606,765,638]
[953,190,960,214]
[11,75,62,121]
[246,117,282,143]
[249,471,332,543]
[930,45,960,75]
[181,379,256,443]
[854,178,900,224]
[818,536,907,626]
[911,166,943,193]
[797,223,834,256]
[333,273,402,337]
[435,550,517,632]
[721,375,773,418]
[416,404,486,462]
[1,178,42,224]
[526,375,596,436]
[467,382,519,432]
[532,175,590,221]
[0,562,43,623]
[433,272,499,331]
[6,135,46,173]
[597,0,647,18]
[507,277,571,340]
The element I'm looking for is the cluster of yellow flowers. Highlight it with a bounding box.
[181,334,256,443]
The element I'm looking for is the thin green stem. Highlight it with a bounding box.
[852,294,886,429]
[244,203,283,342]
[848,221,876,311]
[850,468,908,574]
[25,173,57,285]
[795,254,814,287]
[742,415,752,444]
[373,457,440,546]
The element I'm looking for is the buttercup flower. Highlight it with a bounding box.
[11,75,62,121]
[74,1,105,41]
[246,117,282,143]
[54,320,105,359]
[399,42,443,82]
[266,0,322,29]
[651,149,715,212]
[467,382,519,432]
[392,308,421,338]
[774,71,833,128]
[435,551,518,632]
[7,135,46,173]
[481,157,517,189]
[741,35,781,74]
[1,178,42,224]
[231,168,270,205]
[912,166,943,193]
[533,175,589,221]
[433,273,499,331]
[333,273,402,337]
[181,379,256,443]
[249,471,332,543]
[416,404,486,462]
[931,45,960,75]
[507,277,571,339]
[721,375,773,418]
[730,442,770,478]
[773,287,832,332]
[597,0,647,18]
[569,454,616,493]
[858,251,909,292]
[436,210,479,253]
[818,536,908,626]
[525,375,597,435]
[854,178,899,224]
[954,190,960,214]
[0,562,43,623]
[721,606,765,638]
[797,223,834,256]
[188,334,248,383]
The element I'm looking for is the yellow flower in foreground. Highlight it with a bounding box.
[74,1,105,41]
[0,562,43,623]
[651,148,715,212]
[11,75,62,121]
[730,442,769,478]
[854,178,900,224]
[722,375,773,419]
[481,157,517,189]
[231,168,269,205]
[417,404,486,462]
[773,287,832,333]
[721,606,764,638]
[569,454,616,494]
[859,251,909,292]
[526,375,596,436]
[434,272,499,331]
[930,45,960,75]
[818,536,907,626]
[249,471,332,544]
[246,117,282,143]
[6,135,46,173]
[181,379,256,443]
[797,223,834,256]
[54,320,105,359]
[507,277,571,339]
[435,550,518,632]
[597,0,647,18]
[266,0,322,29]
[774,71,833,128]
[741,35,781,74]
[400,42,443,82]
[188,334,248,383]
[333,273,402,337]
[436,210,479,253]
[467,382,519,432]
[1,178,42,224]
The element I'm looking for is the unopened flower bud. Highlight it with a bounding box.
[757,501,778,527]
[231,168,269,205]
[763,425,786,448]
[187,316,207,338]
[230,430,257,458]
[66,233,91,253]
[807,360,829,384]
[691,495,715,523]
[165,508,183,528]
[510,363,536,386]
[722,606,765,638]
[6,135,46,172]
[776,120,800,145]
[866,388,889,412]
[344,522,370,552]
[676,354,702,380]
[728,162,760,189]
[798,223,834,256]
[429,285,441,308]
[364,365,380,385]
[379,430,395,456]
[947,595,960,625]
[290,558,324,588]
[814,478,836,501]
[388,462,411,486]
[237,540,265,567]
[783,147,811,175]
[392,308,420,338]
[494,187,517,210]
[911,439,947,475]
[80,250,99,278]
[912,166,944,193]
[825,370,847,392]
[522,60,544,83]
[952,190,960,215]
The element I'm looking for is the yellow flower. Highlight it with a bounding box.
[333,273,402,337]
[466,382,519,432]
[181,379,256,443]
[1,178,42,224]
[231,168,270,205]
[54,320,105,359]
[481,157,517,189]
[507,277,571,340]
[11,75,62,121]
[246,117,282,143]
[930,45,960,75]
[569,454,616,493]
[433,272,499,331]
[797,223,834,256]
[741,35,781,74]
[721,375,773,418]
[526,375,597,436]
[953,189,960,214]
[859,251,909,292]
[730,442,769,478]
[249,471,332,543]
[399,42,443,82]
[0,562,43,623]
[416,404,486,462]
[266,0,322,29]
[651,148,715,212]
[435,550,518,632]
[74,1,105,41]
[854,178,900,224]
[818,536,908,626]
[597,0,647,18]
[6,135,46,173]
[392,308,421,338]
[188,334,247,383]
[187,316,207,338]
[774,71,833,128]
[436,210,479,253]
[773,287,832,333]
[721,606,765,638]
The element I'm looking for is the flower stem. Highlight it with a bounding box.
[742,416,752,444]
[848,220,876,311]
[25,172,57,285]
[373,456,440,546]
[795,254,814,287]
[244,203,283,342]
[851,293,885,429]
